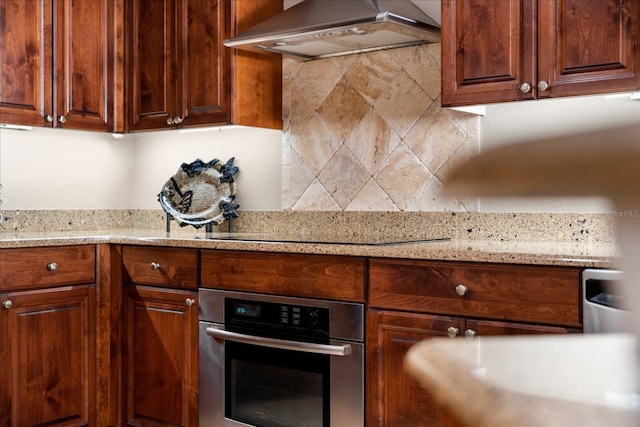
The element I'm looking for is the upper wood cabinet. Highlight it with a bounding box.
[441,0,640,107]
[0,0,123,131]
[127,0,282,132]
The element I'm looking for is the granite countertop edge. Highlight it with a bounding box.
[0,229,617,268]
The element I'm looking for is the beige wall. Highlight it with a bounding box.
[0,125,282,211]
[1,43,638,214]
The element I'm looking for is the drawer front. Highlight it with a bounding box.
[122,246,198,289]
[0,245,96,291]
[201,250,366,302]
[369,259,581,327]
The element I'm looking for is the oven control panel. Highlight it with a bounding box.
[226,298,330,335]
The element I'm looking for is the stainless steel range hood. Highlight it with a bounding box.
[224,0,441,61]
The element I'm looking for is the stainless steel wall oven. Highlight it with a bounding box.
[199,289,364,426]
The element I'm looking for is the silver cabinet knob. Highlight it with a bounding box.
[150,262,161,270]
[447,326,459,338]
[455,284,468,296]
[3,300,13,309]
[520,82,532,93]
[185,298,195,307]
[57,115,67,123]
[47,262,58,271]
[537,80,550,91]
[464,329,477,338]
[166,117,174,125]
[44,115,54,123]
[174,116,183,124]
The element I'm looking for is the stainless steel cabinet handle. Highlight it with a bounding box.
[3,300,13,309]
[464,329,477,338]
[47,262,57,271]
[520,82,532,93]
[447,326,459,338]
[44,115,54,123]
[537,80,550,91]
[57,115,67,123]
[185,298,195,307]
[150,262,160,270]
[206,326,352,356]
[455,284,468,296]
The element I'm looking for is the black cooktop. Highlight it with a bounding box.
[203,232,450,246]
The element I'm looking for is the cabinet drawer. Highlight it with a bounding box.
[122,246,198,289]
[369,259,581,327]
[0,245,96,291]
[201,250,366,302]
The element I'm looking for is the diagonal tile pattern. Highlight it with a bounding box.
[345,109,401,175]
[318,77,371,141]
[317,145,370,209]
[283,44,481,212]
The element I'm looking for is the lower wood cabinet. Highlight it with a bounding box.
[0,245,98,427]
[0,285,97,426]
[366,310,460,427]
[122,285,198,427]
[0,244,584,427]
[367,258,582,427]
[366,309,575,427]
[120,245,200,427]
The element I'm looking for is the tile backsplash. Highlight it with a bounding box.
[282,43,481,211]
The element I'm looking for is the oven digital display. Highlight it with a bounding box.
[234,302,262,318]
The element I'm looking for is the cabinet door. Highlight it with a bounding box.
[0,0,53,127]
[127,0,281,131]
[177,0,231,127]
[128,0,178,131]
[537,0,640,98]
[54,0,116,131]
[123,285,198,427]
[230,0,283,130]
[128,0,231,131]
[0,285,96,427]
[366,309,464,427]
[441,0,537,106]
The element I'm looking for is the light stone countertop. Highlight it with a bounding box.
[0,228,618,268]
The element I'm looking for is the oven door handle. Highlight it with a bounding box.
[206,326,352,356]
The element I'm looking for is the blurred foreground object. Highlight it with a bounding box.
[405,124,640,427]
[444,125,639,202]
